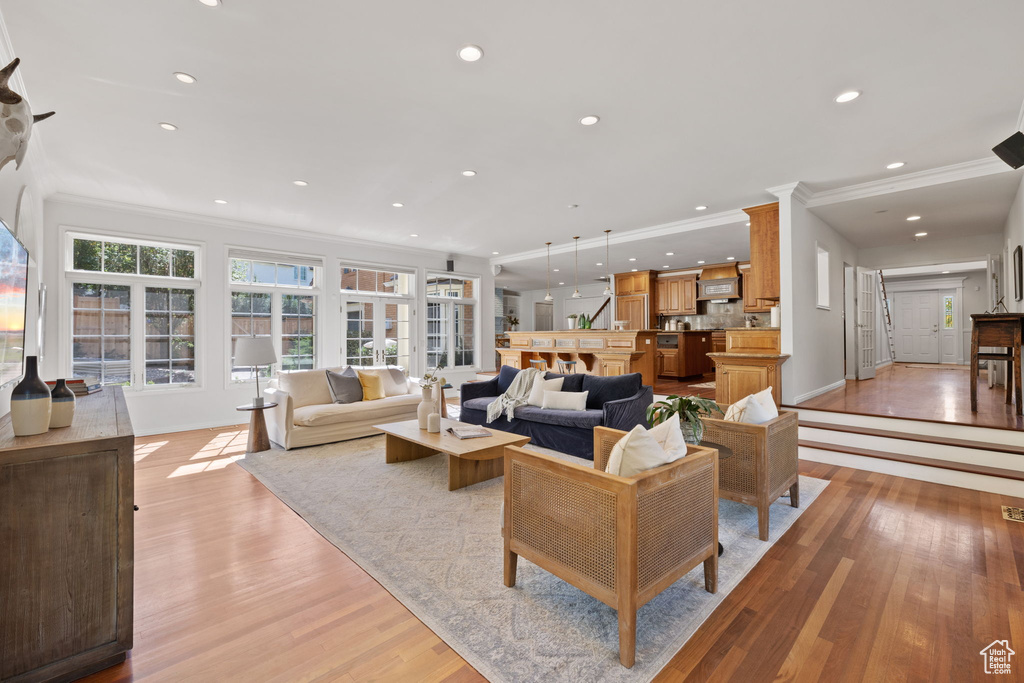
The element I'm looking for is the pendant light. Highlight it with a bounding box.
[544,242,554,302]
[571,236,582,298]
[602,229,612,296]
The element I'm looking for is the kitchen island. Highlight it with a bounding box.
[499,330,658,387]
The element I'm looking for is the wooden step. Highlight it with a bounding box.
[799,440,1024,482]
[798,420,1024,457]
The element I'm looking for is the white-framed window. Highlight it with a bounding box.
[66,233,200,388]
[229,251,320,380]
[426,274,477,368]
[816,244,830,310]
[340,266,412,296]
[339,263,415,370]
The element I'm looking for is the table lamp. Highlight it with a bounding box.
[235,336,277,407]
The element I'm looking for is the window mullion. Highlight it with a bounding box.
[132,282,145,389]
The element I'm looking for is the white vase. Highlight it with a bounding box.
[417,385,432,430]
[427,406,441,434]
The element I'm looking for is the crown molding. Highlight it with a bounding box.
[803,157,1011,208]
[492,208,748,266]
[46,192,467,261]
[767,181,813,204]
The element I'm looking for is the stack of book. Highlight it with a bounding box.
[45,378,102,396]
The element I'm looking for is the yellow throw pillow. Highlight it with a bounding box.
[357,371,386,401]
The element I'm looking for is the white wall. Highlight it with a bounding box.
[858,233,1004,270]
[40,197,494,435]
[515,282,612,330]
[778,189,858,403]
[0,155,47,417]
[1004,174,1024,313]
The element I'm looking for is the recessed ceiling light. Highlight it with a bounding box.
[293,180,308,186]
[906,215,921,221]
[665,252,674,256]
[159,122,177,131]
[410,233,419,237]
[631,269,638,272]
[914,232,928,237]
[462,170,477,177]
[834,90,861,103]
[697,260,706,265]
[596,262,603,266]
[886,162,905,170]
[745,222,751,227]
[197,0,220,6]
[457,45,484,62]
[553,269,560,272]
[174,72,197,84]
[628,258,636,262]
[726,256,735,261]
[663,265,670,269]
[579,115,600,126]
[695,205,708,211]
[558,282,565,285]
[492,251,500,255]
[942,270,950,274]
[214,199,227,204]
[392,202,404,208]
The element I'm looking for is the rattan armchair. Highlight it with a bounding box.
[701,408,799,541]
[503,426,719,668]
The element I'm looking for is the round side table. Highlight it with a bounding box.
[237,402,278,453]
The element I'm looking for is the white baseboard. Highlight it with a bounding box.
[875,358,892,369]
[792,379,846,404]
[134,418,245,437]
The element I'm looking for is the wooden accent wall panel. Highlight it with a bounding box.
[0,388,134,683]
[744,202,780,304]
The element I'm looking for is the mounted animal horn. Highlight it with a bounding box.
[0,57,54,172]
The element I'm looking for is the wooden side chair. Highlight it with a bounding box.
[701,408,799,541]
[503,426,719,667]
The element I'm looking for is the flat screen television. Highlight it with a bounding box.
[0,219,28,389]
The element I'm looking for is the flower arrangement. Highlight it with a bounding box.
[420,361,447,388]
[505,314,519,330]
[646,395,723,444]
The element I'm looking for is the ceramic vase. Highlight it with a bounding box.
[11,356,51,436]
[49,378,76,428]
[427,397,441,433]
[417,385,433,430]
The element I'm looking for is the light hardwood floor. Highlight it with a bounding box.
[82,424,1024,682]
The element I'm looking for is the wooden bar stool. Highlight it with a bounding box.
[556,359,577,373]
[528,359,548,372]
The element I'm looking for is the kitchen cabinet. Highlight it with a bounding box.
[707,328,789,408]
[710,331,726,374]
[654,274,697,315]
[615,294,648,330]
[656,331,711,378]
[657,349,678,376]
[741,267,772,313]
[744,202,780,306]
[615,270,653,296]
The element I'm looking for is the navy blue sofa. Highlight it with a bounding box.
[459,366,653,459]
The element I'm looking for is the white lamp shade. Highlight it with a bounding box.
[234,336,277,366]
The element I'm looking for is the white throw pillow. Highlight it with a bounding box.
[541,389,588,411]
[648,413,687,453]
[724,387,779,424]
[527,375,564,406]
[605,424,688,478]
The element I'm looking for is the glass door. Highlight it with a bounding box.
[342,297,412,371]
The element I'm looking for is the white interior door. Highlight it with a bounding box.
[894,291,939,363]
[342,297,412,370]
[856,267,876,379]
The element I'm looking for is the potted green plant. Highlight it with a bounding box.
[646,395,723,444]
[566,313,578,329]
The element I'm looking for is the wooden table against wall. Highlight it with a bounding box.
[970,313,1023,416]
[0,387,135,683]
[499,330,657,387]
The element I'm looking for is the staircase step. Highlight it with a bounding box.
[798,420,1024,457]
[799,440,1024,482]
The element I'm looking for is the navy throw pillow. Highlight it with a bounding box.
[582,373,642,409]
[545,372,585,392]
[497,365,521,393]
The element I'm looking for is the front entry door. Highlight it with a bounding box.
[894,291,939,363]
[342,297,412,370]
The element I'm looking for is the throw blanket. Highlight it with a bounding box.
[486,367,540,423]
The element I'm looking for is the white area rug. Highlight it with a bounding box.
[239,436,827,682]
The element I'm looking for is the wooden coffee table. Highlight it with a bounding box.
[375,418,530,491]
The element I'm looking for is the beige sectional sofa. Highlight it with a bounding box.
[264,366,421,449]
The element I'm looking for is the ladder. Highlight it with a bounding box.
[877,270,896,366]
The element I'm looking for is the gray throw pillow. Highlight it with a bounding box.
[326,367,363,404]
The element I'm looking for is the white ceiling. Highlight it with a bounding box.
[3,0,1024,270]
